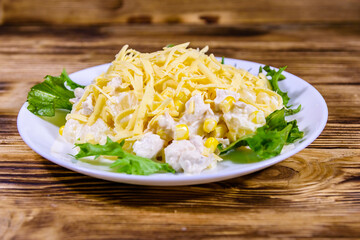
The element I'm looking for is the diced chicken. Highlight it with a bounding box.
[180,94,218,135]
[214,89,240,110]
[69,87,85,104]
[223,101,264,133]
[80,93,94,115]
[107,77,122,95]
[189,135,204,152]
[133,132,165,159]
[108,92,137,115]
[74,88,85,98]
[63,118,113,145]
[164,135,215,174]
[157,111,176,137]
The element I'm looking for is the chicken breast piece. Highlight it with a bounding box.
[164,135,215,174]
[133,132,165,159]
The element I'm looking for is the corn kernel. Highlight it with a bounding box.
[174,124,189,140]
[220,96,236,112]
[174,99,185,113]
[59,125,65,136]
[204,137,219,153]
[203,119,217,133]
[210,122,228,138]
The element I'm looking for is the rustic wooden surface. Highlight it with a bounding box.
[1,0,360,239]
[1,0,360,25]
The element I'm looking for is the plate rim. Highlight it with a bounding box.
[17,58,328,186]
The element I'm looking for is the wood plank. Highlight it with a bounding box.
[1,207,358,239]
[0,24,358,87]
[0,0,3,25]
[0,149,359,239]
[0,147,359,196]
[2,0,360,25]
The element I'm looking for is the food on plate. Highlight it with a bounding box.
[27,43,303,175]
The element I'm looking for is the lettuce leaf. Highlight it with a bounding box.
[74,137,175,175]
[27,69,84,117]
[260,65,303,115]
[218,108,303,158]
[263,66,290,106]
[287,120,304,143]
[285,105,301,116]
[246,124,292,158]
[260,65,286,81]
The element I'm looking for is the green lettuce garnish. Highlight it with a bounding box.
[260,65,302,115]
[219,108,304,158]
[27,69,84,117]
[284,105,301,116]
[260,65,290,107]
[259,65,286,81]
[74,137,175,175]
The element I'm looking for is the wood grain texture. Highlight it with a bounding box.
[0,3,360,238]
[2,0,360,25]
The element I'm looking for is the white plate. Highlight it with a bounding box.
[17,59,328,186]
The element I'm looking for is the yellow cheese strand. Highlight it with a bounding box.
[87,94,106,126]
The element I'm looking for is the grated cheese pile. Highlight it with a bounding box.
[63,43,283,174]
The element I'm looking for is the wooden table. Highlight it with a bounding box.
[1,1,360,239]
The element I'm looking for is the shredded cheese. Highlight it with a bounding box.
[67,43,283,144]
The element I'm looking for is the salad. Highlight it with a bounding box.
[27,43,303,175]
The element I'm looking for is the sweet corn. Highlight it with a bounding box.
[203,119,217,133]
[210,122,228,138]
[59,125,65,136]
[174,124,189,140]
[220,96,236,112]
[204,137,219,153]
[174,99,185,113]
